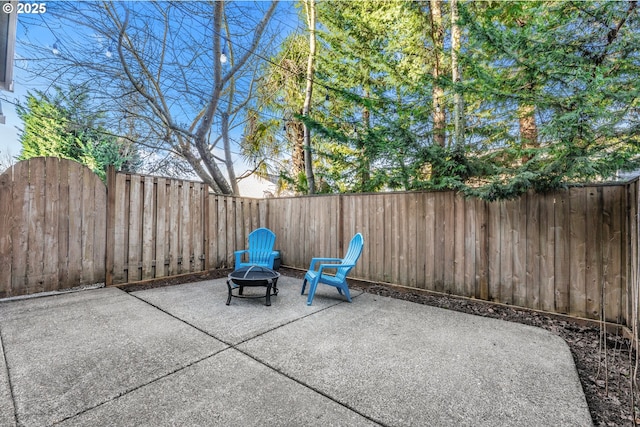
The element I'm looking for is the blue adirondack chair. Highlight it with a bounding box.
[301,233,364,306]
[234,228,278,269]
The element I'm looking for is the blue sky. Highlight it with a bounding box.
[0,0,302,172]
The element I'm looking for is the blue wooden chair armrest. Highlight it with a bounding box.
[234,249,249,266]
[308,257,343,270]
[317,262,356,274]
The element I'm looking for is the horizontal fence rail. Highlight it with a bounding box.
[1,158,638,332]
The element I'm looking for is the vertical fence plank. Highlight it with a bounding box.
[11,161,29,293]
[81,167,98,284]
[0,166,13,297]
[222,195,230,267]
[195,184,205,272]
[626,182,638,328]
[512,195,527,308]
[443,192,455,294]
[405,193,417,288]
[141,176,155,280]
[475,199,489,300]
[180,182,192,273]
[539,193,555,313]
[216,196,227,268]
[127,175,142,281]
[43,158,60,292]
[168,180,180,275]
[383,195,394,284]
[454,194,466,296]
[226,197,236,267]
[499,201,514,304]
[371,194,384,282]
[525,192,540,310]
[433,192,445,292]
[412,193,424,289]
[27,158,46,293]
[301,196,310,264]
[203,189,210,271]
[603,186,624,323]
[555,192,571,314]
[569,187,587,318]
[362,194,372,280]
[362,195,373,280]
[210,195,219,268]
[93,168,106,284]
[487,201,501,301]
[424,193,436,291]
[393,194,403,286]
[155,178,167,278]
[464,196,476,298]
[67,163,82,285]
[113,173,128,284]
[585,187,602,319]
[105,166,116,287]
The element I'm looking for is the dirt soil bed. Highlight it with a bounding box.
[120,267,638,426]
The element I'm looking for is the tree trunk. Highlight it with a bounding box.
[289,120,306,179]
[302,0,317,194]
[515,14,538,164]
[518,101,538,163]
[451,0,465,150]
[221,112,239,194]
[430,0,446,148]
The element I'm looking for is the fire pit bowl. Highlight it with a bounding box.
[226,265,280,306]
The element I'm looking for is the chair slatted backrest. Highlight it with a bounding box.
[248,228,276,264]
[335,233,364,281]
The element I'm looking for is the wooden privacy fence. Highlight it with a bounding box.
[266,184,636,326]
[1,157,639,331]
[0,157,106,297]
[0,159,265,297]
[105,167,265,285]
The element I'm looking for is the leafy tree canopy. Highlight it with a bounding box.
[17,85,140,180]
[249,0,640,200]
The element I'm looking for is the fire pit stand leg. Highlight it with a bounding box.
[226,280,233,305]
[265,280,273,306]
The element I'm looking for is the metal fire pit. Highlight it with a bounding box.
[226,265,280,306]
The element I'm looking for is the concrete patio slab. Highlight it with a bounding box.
[57,349,377,427]
[132,275,363,345]
[0,287,225,427]
[0,277,592,426]
[237,293,592,427]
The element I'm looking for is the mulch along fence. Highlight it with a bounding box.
[1,157,639,331]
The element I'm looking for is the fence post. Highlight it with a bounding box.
[338,194,344,254]
[105,165,116,287]
[203,187,210,271]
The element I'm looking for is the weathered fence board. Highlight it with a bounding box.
[0,166,13,294]
[0,158,106,298]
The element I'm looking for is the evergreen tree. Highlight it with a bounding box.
[460,0,640,199]
[246,1,640,199]
[17,85,140,181]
